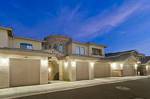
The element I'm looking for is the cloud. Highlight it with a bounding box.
[76,1,144,38]
[10,0,149,41]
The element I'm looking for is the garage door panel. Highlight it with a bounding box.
[76,62,89,80]
[123,65,135,76]
[94,63,110,78]
[10,59,40,87]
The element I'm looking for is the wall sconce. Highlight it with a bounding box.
[64,62,68,69]
[146,65,149,71]
[71,61,76,68]
[41,59,48,67]
[135,64,138,69]
[48,67,51,73]
[120,64,123,69]
[0,57,9,66]
[111,63,117,70]
[90,62,95,68]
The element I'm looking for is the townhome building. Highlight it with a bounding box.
[0,26,148,89]
[140,56,150,75]
[43,35,111,81]
[105,50,143,77]
[0,26,49,88]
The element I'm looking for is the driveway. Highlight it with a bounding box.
[17,77,150,99]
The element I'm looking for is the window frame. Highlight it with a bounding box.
[20,43,33,50]
[92,48,103,56]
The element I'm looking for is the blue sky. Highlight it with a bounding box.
[0,0,150,55]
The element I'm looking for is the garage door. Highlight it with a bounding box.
[123,64,135,76]
[94,62,111,78]
[10,58,40,87]
[76,62,89,80]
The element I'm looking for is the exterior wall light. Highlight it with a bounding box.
[135,64,138,69]
[120,64,123,69]
[146,65,149,71]
[111,63,117,70]
[41,59,48,67]
[71,61,76,68]
[90,62,95,68]
[64,62,68,69]
[48,67,51,73]
[0,57,9,66]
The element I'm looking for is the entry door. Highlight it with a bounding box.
[10,58,40,87]
[76,62,89,80]
[94,62,111,78]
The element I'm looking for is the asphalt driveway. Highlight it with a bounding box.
[16,77,150,99]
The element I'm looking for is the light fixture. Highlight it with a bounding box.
[146,65,149,71]
[90,62,95,68]
[120,64,123,69]
[48,67,51,73]
[41,59,48,67]
[71,61,76,67]
[64,62,68,68]
[0,57,9,66]
[111,63,117,70]
[135,64,138,69]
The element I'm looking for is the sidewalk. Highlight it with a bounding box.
[0,76,149,99]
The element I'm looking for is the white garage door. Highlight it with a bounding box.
[10,58,40,87]
[94,62,111,78]
[123,65,135,76]
[76,62,89,80]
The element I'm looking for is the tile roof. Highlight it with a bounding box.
[140,56,150,64]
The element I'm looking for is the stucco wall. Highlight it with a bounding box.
[0,57,9,88]
[0,29,9,48]
[0,54,48,88]
[13,38,42,50]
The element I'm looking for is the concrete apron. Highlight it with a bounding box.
[0,76,149,99]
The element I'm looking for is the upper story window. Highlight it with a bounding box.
[53,43,64,53]
[92,48,103,56]
[20,43,33,50]
[58,44,64,53]
[75,46,85,55]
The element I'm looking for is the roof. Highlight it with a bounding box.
[0,48,50,57]
[14,37,42,42]
[140,56,150,64]
[44,35,72,40]
[105,50,137,57]
[0,26,13,37]
[72,41,106,48]
[105,50,138,62]
[0,26,12,31]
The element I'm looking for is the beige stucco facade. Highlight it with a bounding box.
[0,27,42,50]
[0,49,49,88]
[110,56,138,77]
[12,37,42,50]
[0,29,9,48]
[69,42,105,58]
[0,27,49,88]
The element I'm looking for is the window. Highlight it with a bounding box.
[75,46,85,55]
[75,46,80,55]
[58,44,64,52]
[20,43,33,49]
[92,48,102,56]
[80,47,85,55]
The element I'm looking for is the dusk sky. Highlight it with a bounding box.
[0,0,150,55]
